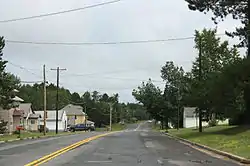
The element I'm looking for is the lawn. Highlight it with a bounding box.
[112,123,126,131]
[169,125,250,159]
[96,123,126,132]
[0,131,85,142]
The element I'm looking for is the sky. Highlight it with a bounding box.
[0,0,245,103]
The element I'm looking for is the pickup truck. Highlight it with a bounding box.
[69,123,95,132]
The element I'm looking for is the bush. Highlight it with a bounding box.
[208,119,218,127]
[0,121,8,134]
[13,130,20,135]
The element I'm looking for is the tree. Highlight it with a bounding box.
[161,61,186,128]
[71,92,81,104]
[133,79,167,128]
[19,83,71,110]
[186,29,243,125]
[210,57,250,123]
[100,93,109,102]
[185,0,250,123]
[0,37,20,109]
[185,0,249,49]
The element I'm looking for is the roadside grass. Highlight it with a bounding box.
[0,131,86,142]
[151,123,166,132]
[169,125,250,159]
[152,123,161,131]
[96,123,127,132]
[112,123,126,131]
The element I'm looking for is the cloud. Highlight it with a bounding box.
[0,0,244,102]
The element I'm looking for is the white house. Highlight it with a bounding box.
[183,107,229,128]
[35,110,67,131]
[183,107,200,128]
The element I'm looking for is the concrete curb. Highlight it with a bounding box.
[164,132,250,164]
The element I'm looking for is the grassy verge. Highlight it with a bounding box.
[169,125,250,159]
[0,131,85,142]
[151,123,167,133]
[95,123,127,132]
[112,123,126,131]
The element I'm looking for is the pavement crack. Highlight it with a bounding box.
[189,159,212,164]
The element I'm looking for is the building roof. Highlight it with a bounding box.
[35,110,65,121]
[13,108,24,116]
[29,114,41,119]
[62,104,85,116]
[19,103,32,117]
[86,120,94,124]
[184,107,197,118]
[11,96,24,102]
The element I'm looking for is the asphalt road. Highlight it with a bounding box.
[39,122,240,166]
[0,132,106,166]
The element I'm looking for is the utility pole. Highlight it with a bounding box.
[43,65,47,136]
[51,67,66,134]
[198,37,203,133]
[84,105,87,127]
[177,87,180,130]
[109,103,112,131]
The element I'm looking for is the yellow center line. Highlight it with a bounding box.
[25,132,115,166]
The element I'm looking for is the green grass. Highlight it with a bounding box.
[95,123,127,132]
[151,123,167,133]
[0,131,86,142]
[112,123,126,131]
[169,125,250,159]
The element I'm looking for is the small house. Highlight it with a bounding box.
[35,110,67,131]
[63,104,86,125]
[19,103,40,131]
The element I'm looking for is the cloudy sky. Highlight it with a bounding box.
[0,0,244,103]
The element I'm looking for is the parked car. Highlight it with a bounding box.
[38,125,49,133]
[69,123,95,132]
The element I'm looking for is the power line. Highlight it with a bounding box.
[6,61,42,78]
[59,81,165,91]
[5,34,227,46]
[62,72,162,82]
[0,0,122,23]
[61,68,150,77]
[5,37,196,45]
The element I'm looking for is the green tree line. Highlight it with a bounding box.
[18,84,148,127]
[133,28,250,130]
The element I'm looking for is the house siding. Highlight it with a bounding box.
[26,119,38,131]
[0,108,14,133]
[67,115,85,125]
[38,111,67,131]
[75,115,85,124]
[183,107,229,128]
[13,116,21,131]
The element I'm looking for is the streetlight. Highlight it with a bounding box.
[166,84,181,130]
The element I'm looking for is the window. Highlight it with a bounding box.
[31,120,35,124]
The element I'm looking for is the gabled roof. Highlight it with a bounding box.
[19,103,32,117]
[11,96,24,102]
[13,108,24,116]
[29,114,41,119]
[62,104,85,116]
[184,107,197,118]
[86,120,94,124]
[35,110,65,121]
